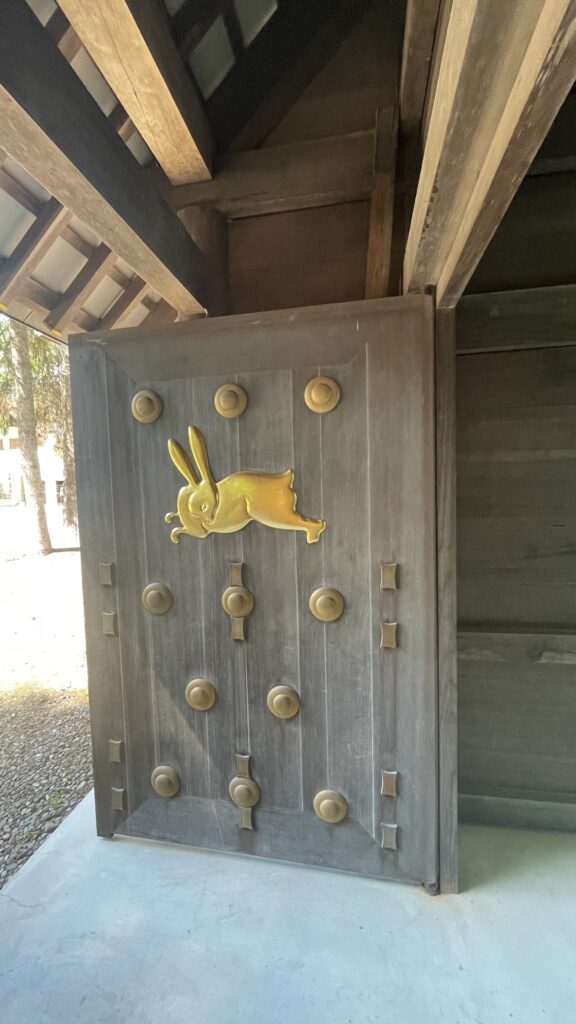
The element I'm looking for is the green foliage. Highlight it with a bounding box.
[0,316,77,527]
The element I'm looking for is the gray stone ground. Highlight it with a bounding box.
[0,503,91,888]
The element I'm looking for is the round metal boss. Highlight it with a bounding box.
[185,678,216,712]
[151,765,180,798]
[304,376,341,414]
[309,587,344,622]
[229,776,260,808]
[222,585,254,619]
[131,389,162,423]
[142,582,173,615]
[214,384,248,418]
[313,789,348,824]
[266,685,300,719]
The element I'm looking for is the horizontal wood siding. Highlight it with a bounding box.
[456,286,576,823]
[229,202,371,314]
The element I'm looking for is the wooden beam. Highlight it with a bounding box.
[0,0,208,314]
[56,0,213,184]
[228,0,367,152]
[205,0,346,151]
[46,243,117,332]
[365,108,398,299]
[46,8,82,62]
[141,298,178,328]
[399,0,442,138]
[98,275,148,330]
[404,0,576,308]
[168,131,375,218]
[0,197,72,304]
[0,166,43,215]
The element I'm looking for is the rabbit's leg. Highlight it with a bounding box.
[169,526,186,544]
[165,511,179,524]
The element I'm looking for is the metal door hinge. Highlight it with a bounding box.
[380,562,398,590]
[99,562,115,586]
[381,823,398,850]
[380,770,398,798]
[380,621,397,649]
[102,611,118,636]
[111,787,126,811]
[108,739,124,763]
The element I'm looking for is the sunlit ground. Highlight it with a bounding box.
[0,504,87,692]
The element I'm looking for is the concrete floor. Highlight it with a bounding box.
[1,793,575,1024]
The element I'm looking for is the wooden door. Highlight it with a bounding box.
[70,295,439,887]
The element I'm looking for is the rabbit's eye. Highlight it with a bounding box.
[200,502,208,513]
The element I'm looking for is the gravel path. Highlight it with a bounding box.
[0,686,92,888]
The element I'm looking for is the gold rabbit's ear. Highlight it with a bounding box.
[188,426,215,485]
[168,438,198,485]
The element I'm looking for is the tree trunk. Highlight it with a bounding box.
[60,355,78,529]
[10,322,52,554]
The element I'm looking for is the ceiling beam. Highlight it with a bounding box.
[56,0,213,185]
[228,0,367,153]
[365,108,398,299]
[0,0,208,315]
[98,274,148,330]
[399,0,442,140]
[403,0,576,309]
[46,243,117,332]
[0,198,72,307]
[167,131,375,219]
[205,0,347,151]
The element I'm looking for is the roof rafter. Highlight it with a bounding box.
[56,0,214,184]
[0,0,209,316]
[404,0,576,308]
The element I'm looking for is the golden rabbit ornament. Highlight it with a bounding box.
[165,426,326,544]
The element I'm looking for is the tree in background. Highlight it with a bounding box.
[0,317,77,553]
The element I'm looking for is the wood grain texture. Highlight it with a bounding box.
[72,295,441,884]
[69,341,126,837]
[457,285,576,354]
[399,0,442,134]
[57,0,213,184]
[46,243,116,331]
[0,0,208,314]
[436,307,458,892]
[457,344,576,628]
[229,202,370,315]
[0,198,71,303]
[404,0,576,307]
[365,108,398,299]
[168,132,375,219]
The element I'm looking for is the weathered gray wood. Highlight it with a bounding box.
[72,295,443,883]
[457,285,576,354]
[0,0,208,315]
[436,307,458,892]
[458,631,576,802]
[367,293,438,888]
[69,340,126,836]
[459,794,576,832]
[457,343,576,629]
[104,359,154,815]
[166,132,375,219]
[237,369,302,810]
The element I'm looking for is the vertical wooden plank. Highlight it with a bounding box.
[292,367,327,814]
[237,369,303,810]
[436,307,458,892]
[320,349,373,836]
[190,376,250,801]
[136,377,211,799]
[104,358,154,814]
[367,298,438,887]
[365,107,398,299]
[69,341,125,836]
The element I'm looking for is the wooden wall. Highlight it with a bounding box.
[229,202,370,314]
[456,286,576,829]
